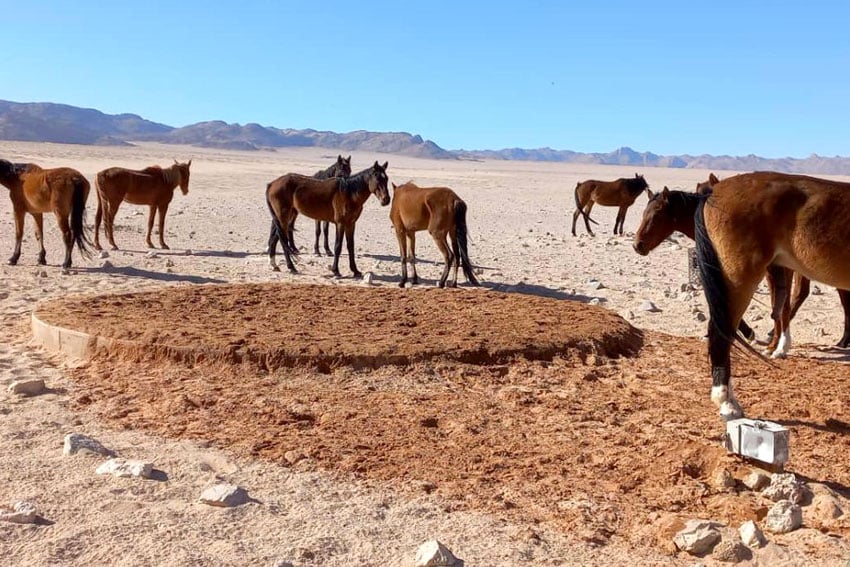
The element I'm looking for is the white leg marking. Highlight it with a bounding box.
[771,330,791,359]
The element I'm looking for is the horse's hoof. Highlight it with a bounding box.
[7,259,18,266]
[271,265,281,272]
[161,244,170,250]
[719,401,744,421]
[352,271,363,280]
[770,350,788,360]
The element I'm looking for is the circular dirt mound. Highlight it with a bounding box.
[35,284,643,369]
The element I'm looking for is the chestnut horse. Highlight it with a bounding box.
[389,182,480,288]
[94,160,192,250]
[572,173,651,236]
[270,155,351,256]
[633,186,850,351]
[690,174,850,354]
[695,171,850,420]
[266,161,390,277]
[0,159,91,269]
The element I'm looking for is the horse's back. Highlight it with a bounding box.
[19,166,88,211]
[708,172,850,288]
[268,173,338,221]
[392,184,460,231]
[97,166,165,204]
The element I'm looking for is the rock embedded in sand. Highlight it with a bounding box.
[763,473,810,504]
[96,458,153,479]
[413,540,460,567]
[199,483,250,507]
[673,520,722,555]
[712,538,749,563]
[738,520,766,548]
[765,500,803,534]
[63,433,114,457]
[0,501,38,524]
[743,471,771,492]
[639,300,661,313]
[8,378,46,396]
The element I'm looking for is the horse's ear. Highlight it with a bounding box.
[187,159,192,167]
[346,155,351,161]
[709,173,719,184]
[662,186,670,198]
[391,182,397,190]
[337,155,343,162]
[174,159,179,165]
[382,161,389,170]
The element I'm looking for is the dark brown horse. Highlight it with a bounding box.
[633,186,850,351]
[389,182,479,288]
[266,161,390,277]
[94,160,192,250]
[695,171,850,420]
[269,155,351,256]
[572,173,650,236]
[0,159,91,269]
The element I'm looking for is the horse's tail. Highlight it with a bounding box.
[454,199,479,286]
[265,185,296,261]
[574,182,599,226]
[71,175,93,259]
[694,197,764,359]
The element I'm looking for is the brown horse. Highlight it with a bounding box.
[695,171,850,420]
[0,159,91,269]
[633,186,850,351]
[572,173,650,236]
[269,155,351,256]
[94,160,192,250]
[389,182,480,288]
[266,161,390,277]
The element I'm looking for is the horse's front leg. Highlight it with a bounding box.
[157,202,170,249]
[323,221,333,256]
[145,204,156,248]
[344,223,361,279]
[33,213,46,265]
[394,225,408,287]
[838,289,850,348]
[313,220,322,256]
[408,232,419,285]
[93,197,103,251]
[331,222,344,278]
[8,207,24,265]
[765,265,791,358]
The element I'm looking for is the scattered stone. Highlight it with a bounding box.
[743,471,771,492]
[362,271,374,285]
[640,300,661,313]
[804,492,844,528]
[694,311,707,322]
[763,473,810,504]
[100,260,114,270]
[414,540,460,567]
[96,458,153,479]
[712,538,749,563]
[474,267,484,276]
[587,280,605,290]
[184,249,193,256]
[812,285,823,296]
[713,469,736,491]
[145,251,159,259]
[272,561,294,567]
[673,519,723,555]
[36,269,48,278]
[750,312,764,321]
[589,298,601,305]
[64,433,114,457]
[0,501,38,524]
[738,520,766,548]
[680,282,695,292]
[8,378,46,396]
[165,258,175,268]
[765,500,803,534]
[199,483,250,507]
[98,250,109,259]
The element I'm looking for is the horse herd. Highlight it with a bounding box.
[1,154,849,422]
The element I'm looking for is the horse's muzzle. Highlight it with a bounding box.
[633,241,649,256]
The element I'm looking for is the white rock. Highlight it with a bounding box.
[199,483,250,507]
[96,458,153,479]
[146,251,159,258]
[589,298,601,305]
[587,280,605,290]
[414,540,460,567]
[743,471,770,492]
[362,272,374,285]
[63,433,114,457]
[673,520,722,555]
[98,250,109,259]
[738,520,766,548]
[765,500,803,534]
[8,378,46,396]
[100,260,114,270]
[812,285,823,295]
[712,539,748,563]
[639,300,661,313]
[184,249,193,256]
[0,501,38,524]
[763,473,810,504]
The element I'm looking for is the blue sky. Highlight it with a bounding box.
[2,1,849,158]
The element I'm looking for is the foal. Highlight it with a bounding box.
[0,159,91,269]
[389,182,480,288]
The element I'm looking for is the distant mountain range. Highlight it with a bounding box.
[1,100,849,175]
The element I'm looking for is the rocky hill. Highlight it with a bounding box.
[2,100,849,174]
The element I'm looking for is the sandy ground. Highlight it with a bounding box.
[1,140,850,566]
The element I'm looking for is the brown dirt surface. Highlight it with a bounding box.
[35,283,643,369]
[49,283,850,559]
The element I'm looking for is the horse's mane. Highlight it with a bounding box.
[650,189,703,223]
[141,165,164,177]
[341,167,375,195]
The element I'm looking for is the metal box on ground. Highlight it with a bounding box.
[723,418,790,470]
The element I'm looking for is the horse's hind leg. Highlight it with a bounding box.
[145,204,156,248]
[55,211,74,269]
[105,198,121,250]
[448,232,460,288]
[331,222,344,277]
[583,201,596,236]
[837,289,850,348]
[431,230,451,288]
[33,213,46,265]
[787,272,810,323]
[394,225,408,287]
[314,220,322,256]
[93,198,103,250]
[765,266,792,358]
[322,221,332,256]
[344,223,361,279]
[8,208,24,265]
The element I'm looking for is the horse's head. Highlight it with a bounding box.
[334,155,352,178]
[0,159,15,182]
[174,159,192,195]
[695,173,719,195]
[633,186,673,256]
[634,173,649,191]
[368,161,390,206]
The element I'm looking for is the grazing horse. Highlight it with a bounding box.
[266,161,390,277]
[572,173,650,236]
[695,171,850,420]
[0,159,91,269]
[270,155,351,256]
[690,174,850,354]
[94,160,192,250]
[389,182,480,288]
